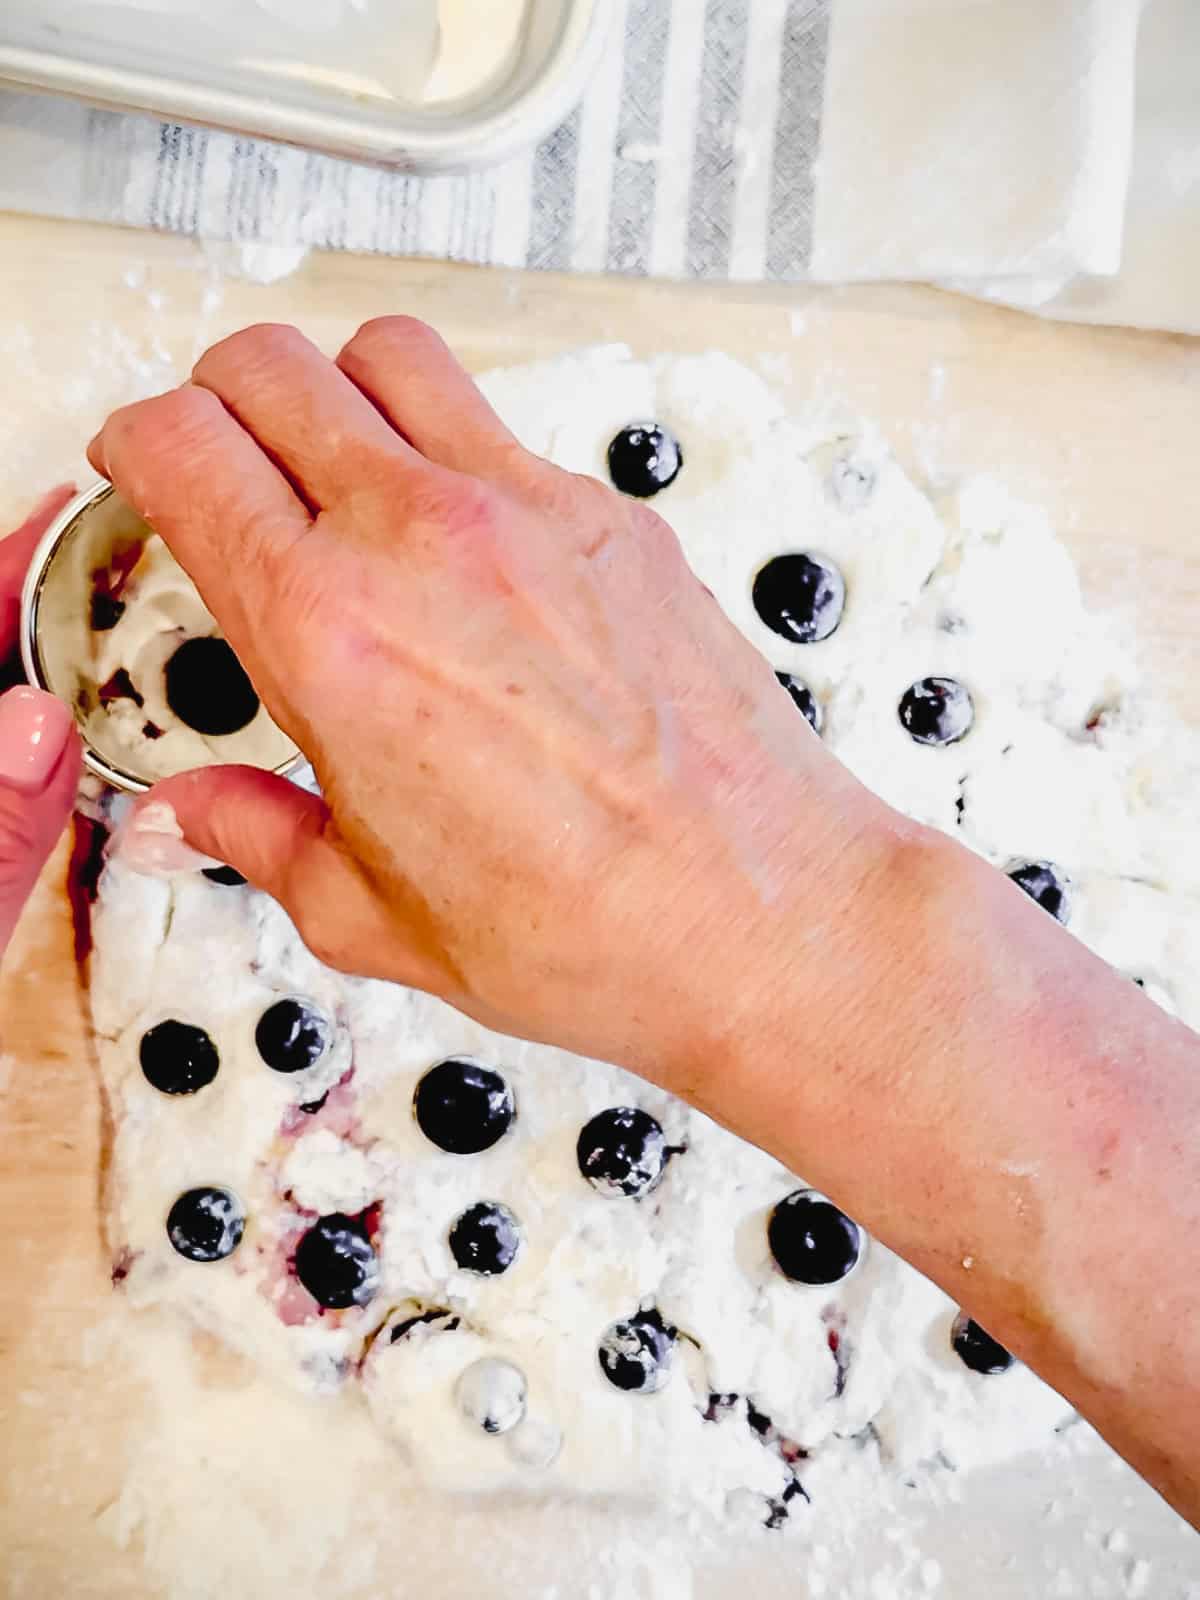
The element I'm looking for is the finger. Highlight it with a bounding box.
[191,323,427,513]
[337,317,526,481]
[0,484,77,657]
[109,766,441,989]
[0,687,82,959]
[88,384,311,658]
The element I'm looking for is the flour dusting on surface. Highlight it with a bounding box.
[72,347,1200,1596]
[4,338,1197,1596]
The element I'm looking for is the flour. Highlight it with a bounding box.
[81,346,1200,1592]
[199,239,313,286]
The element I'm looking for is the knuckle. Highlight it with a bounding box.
[630,501,685,561]
[195,322,312,384]
[430,475,503,545]
[293,908,349,974]
[346,315,447,367]
[101,387,227,494]
[527,462,591,520]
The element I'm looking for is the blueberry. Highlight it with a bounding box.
[449,1201,521,1275]
[255,999,332,1075]
[90,593,125,631]
[767,1190,862,1285]
[167,1186,244,1263]
[753,554,845,644]
[598,1309,675,1393]
[775,672,823,734]
[607,423,682,499]
[202,865,247,887]
[139,1019,219,1095]
[577,1107,668,1198]
[1007,860,1071,924]
[951,1313,1014,1375]
[294,1213,379,1310]
[413,1059,515,1155]
[898,677,974,747]
[164,636,259,736]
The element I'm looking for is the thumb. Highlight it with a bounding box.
[0,688,82,959]
[109,765,413,981]
[112,764,328,885]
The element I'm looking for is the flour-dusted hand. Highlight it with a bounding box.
[88,319,897,1090]
[0,487,83,962]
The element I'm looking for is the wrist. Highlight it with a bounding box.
[654,778,943,1139]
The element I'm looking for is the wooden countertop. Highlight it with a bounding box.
[1,212,1197,1597]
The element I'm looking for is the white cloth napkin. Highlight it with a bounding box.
[950,0,1200,334]
[812,0,1200,335]
[812,0,1140,283]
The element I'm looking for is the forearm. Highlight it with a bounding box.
[695,821,1200,1524]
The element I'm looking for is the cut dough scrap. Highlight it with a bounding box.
[90,346,1195,1515]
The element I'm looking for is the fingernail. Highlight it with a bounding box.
[0,687,72,793]
[108,798,222,877]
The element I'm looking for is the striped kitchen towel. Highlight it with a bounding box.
[1,0,1193,333]
[0,0,834,280]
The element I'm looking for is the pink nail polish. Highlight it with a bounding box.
[0,687,72,793]
[109,799,222,877]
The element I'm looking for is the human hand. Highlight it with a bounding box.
[89,320,899,1090]
[0,487,84,962]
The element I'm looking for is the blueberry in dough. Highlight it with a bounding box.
[90,592,125,631]
[1007,859,1071,924]
[951,1313,1015,1375]
[202,865,247,887]
[294,1213,379,1310]
[255,998,332,1075]
[576,1107,669,1198]
[775,672,823,734]
[167,1186,244,1263]
[767,1190,863,1285]
[449,1201,521,1275]
[607,423,682,498]
[753,554,846,644]
[164,636,259,736]
[598,1309,675,1393]
[898,676,974,747]
[414,1059,515,1155]
[139,1019,219,1095]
